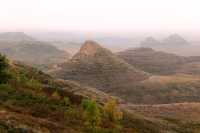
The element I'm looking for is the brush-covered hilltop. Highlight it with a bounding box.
[51,40,149,93]
[0,32,70,70]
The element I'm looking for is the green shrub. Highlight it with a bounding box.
[63,97,70,106]
[82,99,101,131]
[25,78,42,91]
[104,99,123,122]
[52,90,61,99]
[0,54,11,84]
[64,106,84,125]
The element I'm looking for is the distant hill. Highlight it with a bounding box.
[139,34,200,56]
[52,40,149,94]
[0,42,69,65]
[118,47,200,75]
[3,53,197,133]
[49,40,82,54]
[140,34,190,48]
[162,34,189,46]
[118,47,188,75]
[0,32,34,42]
[52,42,200,105]
[0,32,70,69]
[0,32,35,49]
[2,49,200,132]
[140,37,161,47]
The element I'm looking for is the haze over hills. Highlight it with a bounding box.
[2,0,200,132]
[51,40,200,105]
[30,31,143,52]
[51,40,149,94]
[0,32,36,49]
[140,34,200,56]
[48,41,82,55]
[162,34,190,46]
[0,32,200,132]
[30,32,200,56]
[0,32,35,42]
[141,34,190,48]
[140,37,161,47]
[0,32,70,69]
[1,33,200,132]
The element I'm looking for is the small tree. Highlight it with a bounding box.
[52,90,61,100]
[63,97,70,106]
[82,99,101,131]
[104,99,123,125]
[0,54,10,84]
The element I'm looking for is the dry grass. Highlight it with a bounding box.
[143,74,200,84]
[122,102,200,121]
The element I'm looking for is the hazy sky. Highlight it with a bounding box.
[0,0,200,32]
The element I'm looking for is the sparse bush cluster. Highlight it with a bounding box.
[0,54,132,132]
[0,54,11,84]
[81,99,123,133]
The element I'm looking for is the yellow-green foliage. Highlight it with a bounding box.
[52,90,61,100]
[63,97,70,106]
[104,99,123,123]
[82,99,101,129]
[26,78,42,91]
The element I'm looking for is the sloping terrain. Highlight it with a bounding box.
[1,47,200,132]
[0,32,35,49]
[120,74,200,104]
[118,47,187,75]
[0,53,185,133]
[123,102,200,121]
[0,32,70,69]
[52,41,200,106]
[177,62,200,75]
[122,102,200,133]
[52,40,149,93]
[1,42,69,67]
[118,47,200,75]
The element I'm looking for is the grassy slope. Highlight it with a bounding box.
[116,74,200,104]
[0,61,164,133]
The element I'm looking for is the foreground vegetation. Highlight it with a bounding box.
[1,53,200,133]
[0,54,132,132]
